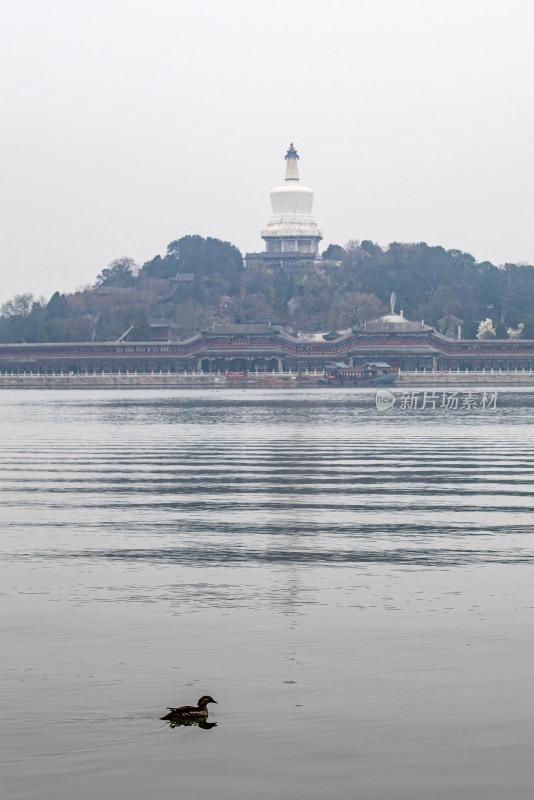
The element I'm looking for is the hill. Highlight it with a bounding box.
[1,235,534,342]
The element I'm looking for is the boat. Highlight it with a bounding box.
[321,361,397,387]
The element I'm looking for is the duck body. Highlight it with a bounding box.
[161,695,217,721]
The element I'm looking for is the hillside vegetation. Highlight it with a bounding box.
[1,235,534,342]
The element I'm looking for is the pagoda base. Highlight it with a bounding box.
[245,251,322,270]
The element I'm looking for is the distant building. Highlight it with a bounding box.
[5,312,534,374]
[245,143,322,270]
[360,310,432,334]
[437,314,463,339]
[170,273,195,285]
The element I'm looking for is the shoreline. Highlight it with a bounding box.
[1,372,534,389]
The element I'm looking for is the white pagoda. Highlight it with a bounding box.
[246,143,322,269]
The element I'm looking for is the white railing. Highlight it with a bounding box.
[401,368,534,376]
[2,367,534,379]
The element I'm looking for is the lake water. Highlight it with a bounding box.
[1,388,534,800]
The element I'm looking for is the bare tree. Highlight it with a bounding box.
[1,293,36,318]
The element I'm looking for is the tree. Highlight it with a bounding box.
[507,322,524,339]
[46,291,70,319]
[1,293,36,318]
[499,265,534,325]
[95,257,138,288]
[329,291,383,330]
[477,318,497,339]
[273,268,295,314]
[140,235,243,282]
[322,244,345,261]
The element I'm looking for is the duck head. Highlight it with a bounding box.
[198,695,217,707]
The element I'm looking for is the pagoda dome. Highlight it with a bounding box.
[359,310,433,333]
[269,180,314,217]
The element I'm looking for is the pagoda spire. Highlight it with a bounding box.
[284,142,300,182]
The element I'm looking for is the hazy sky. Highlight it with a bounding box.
[1,0,533,303]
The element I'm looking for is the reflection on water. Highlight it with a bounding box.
[1,389,534,800]
[165,719,218,730]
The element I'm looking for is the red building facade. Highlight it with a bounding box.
[1,316,534,374]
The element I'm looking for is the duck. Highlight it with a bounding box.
[161,695,217,721]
